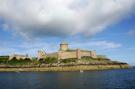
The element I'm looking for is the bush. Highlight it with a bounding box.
[0,56,9,64]
[81,56,93,61]
[31,57,37,60]
[60,58,76,63]
[94,57,110,61]
[44,57,58,64]
[8,58,20,65]
[38,58,44,62]
[8,58,31,65]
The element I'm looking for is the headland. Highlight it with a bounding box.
[0,42,131,72]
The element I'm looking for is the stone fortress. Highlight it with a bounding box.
[37,42,97,60]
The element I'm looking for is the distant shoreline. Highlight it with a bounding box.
[0,64,130,72]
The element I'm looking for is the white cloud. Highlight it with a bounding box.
[127,29,135,36]
[71,41,122,50]
[0,40,59,56]
[89,41,122,49]
[0,0,135,39]
[0,39,122,56]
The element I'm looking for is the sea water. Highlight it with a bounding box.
[0,68,135,89]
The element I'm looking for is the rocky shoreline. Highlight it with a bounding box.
[0,64,130,72]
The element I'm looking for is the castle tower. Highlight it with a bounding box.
[91,50,97,58]
[60,42,68,51]
[76,49,81,59]
[37,50,46,60]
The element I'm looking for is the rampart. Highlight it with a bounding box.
[58,49,97,59]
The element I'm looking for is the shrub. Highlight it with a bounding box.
[0,56,9,64]
[44,57,57,64]
[60,58,76,63]
[81,56,93,61]
[8,58,32,65]
[31,57,37,60]
[94,57,110,61]
[8,58,20,65]
[38,58,44,62]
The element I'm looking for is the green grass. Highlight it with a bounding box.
[7,58,31,65]
[60,58,77,63]
[38,57,58,64]
[81,56,94,61]
[0,56,9,64]
[0,55,116,66]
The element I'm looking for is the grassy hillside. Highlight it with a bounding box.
[0,56,128,67]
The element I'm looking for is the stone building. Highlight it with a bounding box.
[37,50,46,60]
[37,42,97,60]
[58,42,97,59]
[9,54,31,60]
[60,42,68,51]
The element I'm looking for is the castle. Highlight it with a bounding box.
[37,42,97,60]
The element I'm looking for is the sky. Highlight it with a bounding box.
[0,0,135,65]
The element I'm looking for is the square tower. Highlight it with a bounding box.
[91,50,97,58]
[60,42,68,51]
[37,50,46,60]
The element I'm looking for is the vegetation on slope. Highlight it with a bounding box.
[0,56,9,64]
[0,56,128,68]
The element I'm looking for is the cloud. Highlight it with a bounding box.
[0,39,122,56]
[0,40,59,55]
[71,41,122,50]
[0,0,135,39]
[127,29,135,36]
[88,41,122,49]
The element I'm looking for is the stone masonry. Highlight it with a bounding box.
[38,42,97,60]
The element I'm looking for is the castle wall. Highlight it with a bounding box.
[81,51,91,57]
[76,49,81,59]
[45,42,98,60]
[47,52,58,58]
[58,51,77,59]
[90,51,97,58]
[58,50,97,59]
